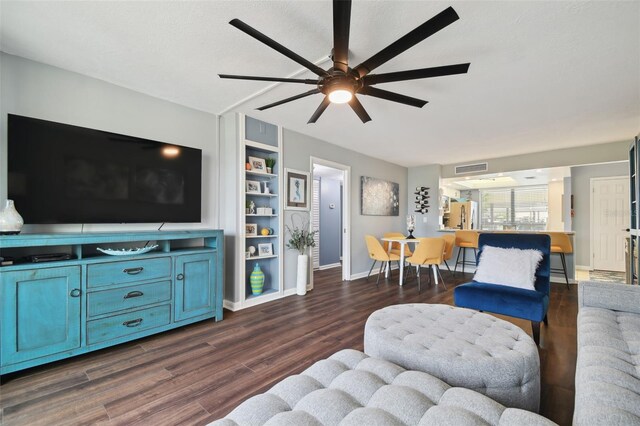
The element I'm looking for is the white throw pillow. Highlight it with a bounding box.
[473,245,543,291]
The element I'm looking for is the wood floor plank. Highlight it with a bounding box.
[0,268,579,426]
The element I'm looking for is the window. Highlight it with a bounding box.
[480,185,548,231]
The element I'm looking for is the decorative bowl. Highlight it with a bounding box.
[97,244,159,256]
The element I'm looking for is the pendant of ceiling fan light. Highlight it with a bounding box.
[328,89,352,104]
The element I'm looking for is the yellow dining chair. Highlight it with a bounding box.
[442,233,456,274]
[454,230,480,275]
[365,235,401,286]
[548,232,573,289]
[382,232,413,257]
[405,237,446,292]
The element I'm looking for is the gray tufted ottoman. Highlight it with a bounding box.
[364,304,540,412]
[210,349,555,426]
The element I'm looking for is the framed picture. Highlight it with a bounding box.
[285,168,310,210]
[361,176,400,216]
[248,156,267,173]
[245,223,258,236]
[246,180,261,193]
[258,243,273,256]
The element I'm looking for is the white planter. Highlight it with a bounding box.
[0,200,24,235]
[296,254,308,295]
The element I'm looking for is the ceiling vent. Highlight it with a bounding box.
[454,162,488,175]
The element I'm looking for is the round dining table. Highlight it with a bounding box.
[381,236,440,287]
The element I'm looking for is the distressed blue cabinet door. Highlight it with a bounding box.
[174,253,215,321]
[1,266,81,366]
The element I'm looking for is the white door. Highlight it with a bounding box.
[592,177,629,271]
[312,179,320,269]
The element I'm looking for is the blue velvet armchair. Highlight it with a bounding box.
[453,233,551,345]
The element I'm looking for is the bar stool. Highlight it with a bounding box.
[548,232,572,289]
[454,230,479,275]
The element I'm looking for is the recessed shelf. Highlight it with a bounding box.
[246,254,278,260]
[246,235,278,239]
[245,288,279,300]
[245,192,277,197]
[246,170,277,178]
[246,214,278,217]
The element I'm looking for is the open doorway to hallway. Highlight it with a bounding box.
[310,158,351,286]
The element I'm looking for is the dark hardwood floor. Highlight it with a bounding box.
[0,267,577,426]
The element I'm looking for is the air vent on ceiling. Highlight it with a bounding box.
[454,162,488,175]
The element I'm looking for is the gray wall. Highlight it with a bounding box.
[441,140,630,179]
[0,53,218,232]
[319,177,341,267]
[283,129,407,289]
[407,165,442,237]
[571,161,629,267]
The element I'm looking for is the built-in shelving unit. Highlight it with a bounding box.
[221,114,284,310]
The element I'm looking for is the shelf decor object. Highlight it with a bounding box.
[0,229,223,376]
[97,244,159,256]
[0,199,24,235]
[250,263,265,295]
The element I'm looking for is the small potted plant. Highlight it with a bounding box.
[265,158,276,174]
[285,214,317,295]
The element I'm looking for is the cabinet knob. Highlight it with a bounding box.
[176,273,185,281]
[70,288,81,297]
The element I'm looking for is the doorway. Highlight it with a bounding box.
[590,176,629,272]
[310,157,351,287]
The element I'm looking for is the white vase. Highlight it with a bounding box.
[296,254,308,295]
[0,199,24,234]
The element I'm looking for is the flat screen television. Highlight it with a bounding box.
[8,114,202,224]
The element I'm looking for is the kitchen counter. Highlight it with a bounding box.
[437,228,576,284]
[438,228,575,235]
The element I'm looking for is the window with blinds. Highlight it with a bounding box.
[480,185,548,231]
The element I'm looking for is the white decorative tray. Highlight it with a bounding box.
[97,244,159,256]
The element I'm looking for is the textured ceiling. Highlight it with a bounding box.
[1,1,639,167]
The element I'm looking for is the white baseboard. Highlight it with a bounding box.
[319,263,341,270]
[575,265,591,271]
[223,299,240,312]
[550,275,577,284]
[350,263,401,281]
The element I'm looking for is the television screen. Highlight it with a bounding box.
[8,114,202,224]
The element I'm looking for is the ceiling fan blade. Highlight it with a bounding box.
[230,19,329,77]
[308,96,331,123]
[333,0,352,73]
[219,74,318,84]
[348,96,372,123]
[256,88,321,111]
[359,86,428,108]
[363,63,470,85]
[353,6,459,78]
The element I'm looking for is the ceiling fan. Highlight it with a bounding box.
[219,1,470,124]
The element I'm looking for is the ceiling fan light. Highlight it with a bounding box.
[328,89,353,104]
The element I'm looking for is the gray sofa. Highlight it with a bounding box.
[575,281,640,425]
[211,349,555,426]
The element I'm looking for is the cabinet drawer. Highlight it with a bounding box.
[87,280,171,317]
[87,305,171,345]
[87,257,171,288]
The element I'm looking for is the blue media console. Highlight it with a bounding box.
[0,229,223,375]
